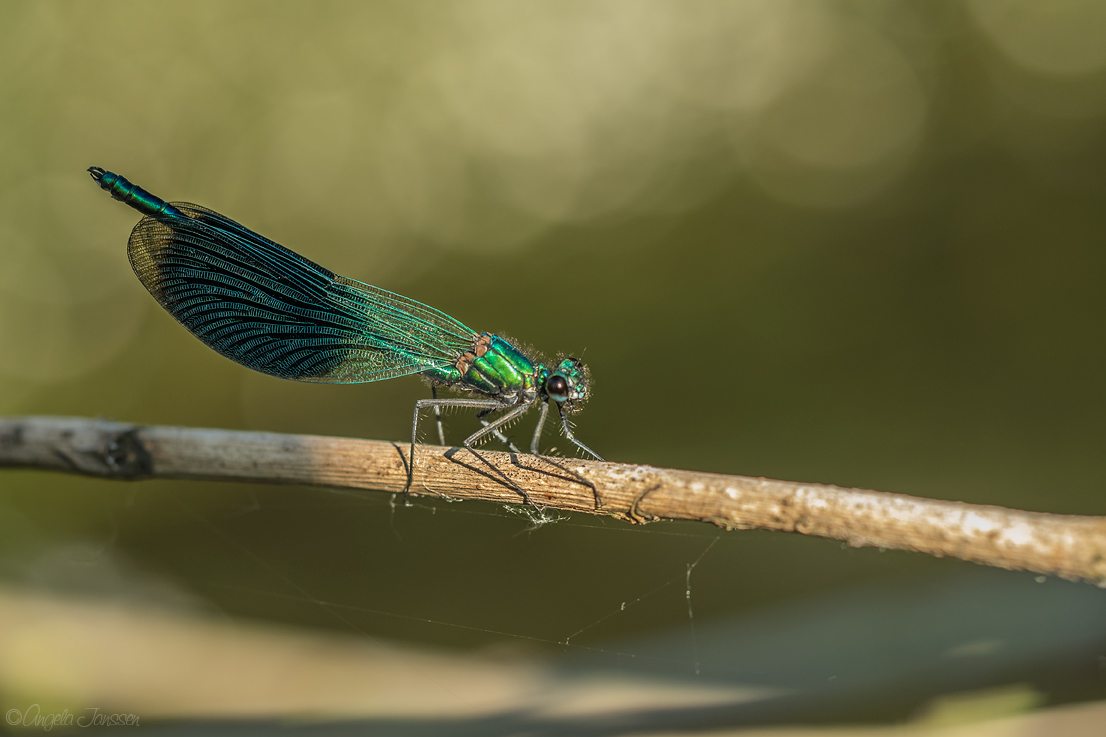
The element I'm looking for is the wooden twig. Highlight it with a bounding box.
[2,415,1104,585]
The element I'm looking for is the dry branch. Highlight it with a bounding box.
[2,415,1104,585]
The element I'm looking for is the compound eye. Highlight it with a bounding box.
[546,374,570,402]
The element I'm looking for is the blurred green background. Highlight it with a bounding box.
[2,0,1106,730]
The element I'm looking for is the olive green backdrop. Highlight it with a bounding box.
[2,0,1105,726]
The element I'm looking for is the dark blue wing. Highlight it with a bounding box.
[127,203,476,383]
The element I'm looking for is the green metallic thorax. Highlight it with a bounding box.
[465,334,537,395]
[422,333,543,400]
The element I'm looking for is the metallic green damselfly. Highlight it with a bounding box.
[89,167,601,504]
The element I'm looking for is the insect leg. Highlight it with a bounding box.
[460,401,539,506]
[529,400,550,455]
[409,397,505,501]
[519,399,602,509]
[431,386,446,446]
[557,403,603,461]
[476,406,522,452]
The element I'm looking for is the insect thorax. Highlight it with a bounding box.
[423,333,540,400]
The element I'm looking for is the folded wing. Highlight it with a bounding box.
[127,203,476,383]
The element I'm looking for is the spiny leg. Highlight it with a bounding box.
[558,402,603,461]
[463,399,533,447]
[529,400,550,456]
[409,397,506,501]
[408,397,600,509]
[431,387,446,446]
[459,400,539,506]
[477,406,522,452]
[519,399,603,509]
